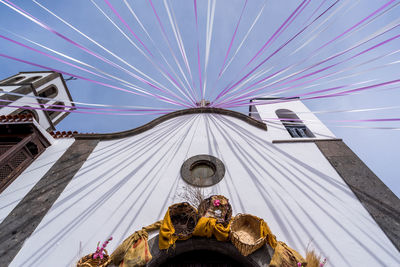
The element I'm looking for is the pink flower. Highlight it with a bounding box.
[92,236,113,260]
[213,199,221,207]
[297,263,302,267]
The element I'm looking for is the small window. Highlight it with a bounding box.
[5,76,25,84]
[47,101,64,119]
[181,155,225,187]
[191,160,216,179]
[276,109,314,138]
[20,76,42,84]
[38,85,58,98]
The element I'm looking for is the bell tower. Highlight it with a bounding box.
[0,71,74,131]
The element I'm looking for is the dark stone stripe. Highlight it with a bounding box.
[272,138,342,144]
[315,140,400,251]
[75,107,267,141]
[0,139,99,266]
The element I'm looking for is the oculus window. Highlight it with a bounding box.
[181,155,225,187]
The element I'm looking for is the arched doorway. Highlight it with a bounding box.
[147,235,272,267]
[160,249,242,267]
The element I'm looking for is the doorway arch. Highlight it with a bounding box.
[147,235,273,267]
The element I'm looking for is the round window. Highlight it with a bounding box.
[181,155,225,187]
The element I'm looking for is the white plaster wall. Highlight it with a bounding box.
[35,77,73,124]
[0,85,20,92]
[10,114,399,267]
[35,77,72,105]
[255,99,336,140]
[0,139,74,224]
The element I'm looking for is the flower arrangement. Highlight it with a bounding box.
[213,199,221,207]
[298,249,327,267]
[93,237,112,260]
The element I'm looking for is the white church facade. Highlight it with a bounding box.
[0,71,399,266]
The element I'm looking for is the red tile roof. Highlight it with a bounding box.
[49,131,78,138]
[0,114,34,123]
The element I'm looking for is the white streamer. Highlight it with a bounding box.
[88,0,195,104]
[163,0,198,101]
[219,0,268,78]
[202,0,216,98]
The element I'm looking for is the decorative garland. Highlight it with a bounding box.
[77,195,327,267]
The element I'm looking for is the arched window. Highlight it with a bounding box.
[47,101,64,119]
[38,85,58,99]
[20,76,42,84]
[276,109,314,138]
[18,109,40,122]
[5,76,25,84]
[10,107,40,122]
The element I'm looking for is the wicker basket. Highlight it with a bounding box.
[230,214,267,256]
[169,202,198,239]
[76,250,110,267]
[198,195,232,227]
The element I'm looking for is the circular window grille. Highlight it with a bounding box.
[181,155,225,187]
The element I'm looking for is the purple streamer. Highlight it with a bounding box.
[214,0,395,106]
[219,31,400,106]
[305,79,400,100]
[194,0,203,99]
[0,98,176,113]
[105,0,194,106]
[217,79,400,109]
[0,34,111,82]
[315,0,395,54]
[302,0,328,26]
[266,0,311,55]
[218,0,248,78]
[103,0,152,56]
[0,53,191,108]
[244,0,308,69]
[0,103,170,116]
[148,0,198,106]
[264,117,400,123]
[214,0,309,102]
[213,0,340,106]
[2,0,189,106]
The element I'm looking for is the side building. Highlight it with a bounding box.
[0,71,74,130]
[0,71,74,194]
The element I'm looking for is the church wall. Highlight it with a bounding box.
[315,140,400,251]
[8,114,400,266]
[0,139,96,266]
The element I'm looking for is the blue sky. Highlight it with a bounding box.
[0,0,399,196]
